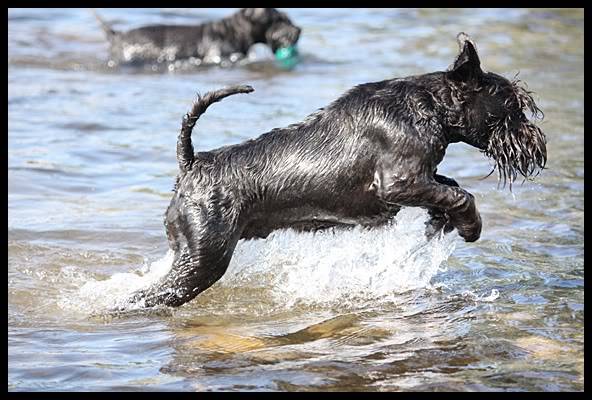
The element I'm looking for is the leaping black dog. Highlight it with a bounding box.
[127,33,546,308]
[93,8,301,65]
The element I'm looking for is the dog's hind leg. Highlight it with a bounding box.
[123,86,255,309]
[127,191,242,308]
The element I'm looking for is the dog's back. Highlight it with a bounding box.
[92,10,210,63]
[178,82,405,231]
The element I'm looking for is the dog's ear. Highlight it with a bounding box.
[448,32,483,81]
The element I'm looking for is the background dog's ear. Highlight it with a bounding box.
[448,32,483,81]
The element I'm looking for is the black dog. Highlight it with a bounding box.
[92,8,301,65]
[127,33,546,308]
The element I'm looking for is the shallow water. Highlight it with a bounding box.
[8,8,584,392]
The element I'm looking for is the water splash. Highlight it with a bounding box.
[460,288,500,302]
[58,250,175,314]
[223,207,458,308]
[59,207,458,314]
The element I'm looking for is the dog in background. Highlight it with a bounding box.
[126,33,546,308]
[92,8,301,65]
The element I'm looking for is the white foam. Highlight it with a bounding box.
[58,250,175,314]
[222,207,458,308]
[59,207,458,314]
[459,288,500,302]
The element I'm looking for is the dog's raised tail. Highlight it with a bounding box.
[90,9,117,40]
[177,85,254,172]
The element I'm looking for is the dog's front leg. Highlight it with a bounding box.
[434,173,459,188]
[377,174,482,242]
[425,173,460,236]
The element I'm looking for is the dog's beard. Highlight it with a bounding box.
[482,80,547,189]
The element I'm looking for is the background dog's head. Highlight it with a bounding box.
[446,33,547,188]
[240,8,301,52]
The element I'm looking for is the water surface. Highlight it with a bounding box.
[8,8,584,391]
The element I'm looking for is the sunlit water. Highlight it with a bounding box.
[8,8,584,391]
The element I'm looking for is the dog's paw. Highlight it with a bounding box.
[425,209,455,239]
[457,213,482,242]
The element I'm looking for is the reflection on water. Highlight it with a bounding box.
[8,8,584,391]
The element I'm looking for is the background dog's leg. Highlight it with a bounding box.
[126,198,242,308]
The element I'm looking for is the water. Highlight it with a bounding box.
[8,8,584,392]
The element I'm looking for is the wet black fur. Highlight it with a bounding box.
[93,8,301,64]
[127,33,546,308]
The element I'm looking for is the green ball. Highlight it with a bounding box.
[274,46,299,69]
[275,46,297,59]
